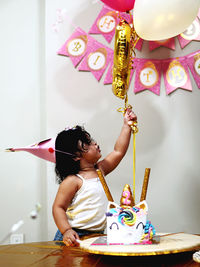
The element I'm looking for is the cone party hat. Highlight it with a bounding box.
[6,138,56,163]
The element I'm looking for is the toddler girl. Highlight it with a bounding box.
[53,108,137,246]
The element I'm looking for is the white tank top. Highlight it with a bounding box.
[66,174,108,231]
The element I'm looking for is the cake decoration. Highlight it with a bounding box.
[106,171,156,246]
[120,184,135,207]
[106,200,155,245]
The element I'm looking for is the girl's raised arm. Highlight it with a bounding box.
[97,108,137,175]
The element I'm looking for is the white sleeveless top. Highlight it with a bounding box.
[66,174,108,231]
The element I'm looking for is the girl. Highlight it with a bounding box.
[52,108,137,246]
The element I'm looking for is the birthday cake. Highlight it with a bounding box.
[106,185,155,245]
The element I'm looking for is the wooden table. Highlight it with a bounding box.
[0,237,199,266]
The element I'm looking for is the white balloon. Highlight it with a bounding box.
[133,0,200,40]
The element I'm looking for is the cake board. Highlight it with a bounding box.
[79,233,200,256]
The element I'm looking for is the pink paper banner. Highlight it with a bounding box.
[104,55,135,85]
[134,59,162,95]
[57,28,93,67]
[103,54,114,84]
[135,38,143,51]
[186,50,200,88]
[198,8,200,19]
[89,6,118,43]
[178,18,200,48]
[162,58,192,95]
[120,11,133,24]
[89,6,133,44]
[149,38,175,51]
[78,36,113,81]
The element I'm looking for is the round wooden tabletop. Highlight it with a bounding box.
[79,233,200,256]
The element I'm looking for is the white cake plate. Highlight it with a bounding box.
[79,233,200,256]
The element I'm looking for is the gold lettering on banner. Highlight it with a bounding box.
[180,20,200,40]
[67,35,87,57]
[100,17,115,30]
[166,60,187,87]
[93,55,100,65]
[72,42,82,52]
[87,48,107,71]
[139,61,158,88]
[170,67,182,79]
[194,54,200,76]
[98,12,116,33]
[143,70,153,82]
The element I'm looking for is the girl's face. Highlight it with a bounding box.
[81,141,101,164]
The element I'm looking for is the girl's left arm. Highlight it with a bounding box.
[97,108,137,175]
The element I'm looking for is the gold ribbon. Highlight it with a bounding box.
[117,94,138,203]
[96,169,114,202]
[140,168,151,202]
[133,131,136,201]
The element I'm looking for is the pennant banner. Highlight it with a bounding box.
[77,38,113,81]
[162,58,192,95]
[178,18,200,48]
[149,38,175,51]
[187,50,200,88]
[89,6,118,43]
[89,6,133,44]
[134,59,162,95]
[88,5,200,51]
[57,27,200,95]
[57,27,94,67]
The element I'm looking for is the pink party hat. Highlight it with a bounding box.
[6,138,56,163]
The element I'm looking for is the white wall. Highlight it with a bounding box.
[0,0,200,244]
[0,0,47,244]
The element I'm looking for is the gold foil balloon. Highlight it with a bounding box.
[112,20,132,99]
[120,184,135,207]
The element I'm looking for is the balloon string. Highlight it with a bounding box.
[117,12,123,20]
[117,94,138,134]
[125,93,128,108]
[131,29,139,60]
[117,94,138,203]
[116,93,128,114]
[133,131,136,203]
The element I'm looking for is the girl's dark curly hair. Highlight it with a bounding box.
[55,125,92,184]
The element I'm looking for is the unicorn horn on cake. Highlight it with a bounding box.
[120,184,135,207]
[5,138,56,163]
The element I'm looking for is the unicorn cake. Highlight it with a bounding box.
[106,184,155,245]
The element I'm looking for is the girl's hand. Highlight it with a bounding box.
[63,229,80,247]
[124,107,137,126]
